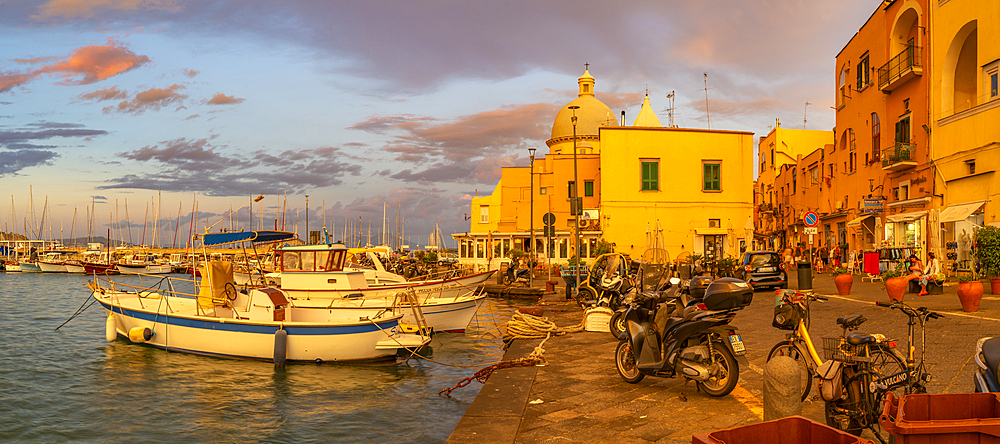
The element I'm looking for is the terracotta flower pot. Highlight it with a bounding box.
[885,277,907,302]
[834,273,854,295]
[991,277,1000,295]
[958,280,984,312]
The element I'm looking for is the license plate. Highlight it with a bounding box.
[729,334,746,355]
[759,267,775,272]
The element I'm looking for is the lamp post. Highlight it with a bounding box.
[569,105,581,297]
[305,194,309,243]
[528,147,536,287]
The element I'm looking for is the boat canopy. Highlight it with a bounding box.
[202,230,296,247]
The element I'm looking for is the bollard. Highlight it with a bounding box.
[796,261,812,291]
[545,280,558,293]
[763,356,802,421]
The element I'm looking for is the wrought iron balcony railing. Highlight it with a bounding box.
[881,142,916,169]
[878,44,922,91]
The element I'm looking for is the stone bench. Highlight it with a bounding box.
[907,279,944,295]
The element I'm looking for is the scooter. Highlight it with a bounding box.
[974,336,1000,392]
[500,266,531,286]
[614,277,753,397]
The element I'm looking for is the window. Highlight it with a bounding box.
[539,187,547,195]
[839,64,850,108]
[849,152,857,173]
[480,206,489,224]
[986,61,999,101]
[703,162,721,191]
[567,181,576,198]
[895,116,911,144]
[792,167,797,193]
[871,112,880,162]
[641,160,659,191]
[857,55,870,90]
[584,181,594,197]
[967,159,976,175]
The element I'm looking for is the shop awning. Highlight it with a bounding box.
[847,214,874,227]
[886,210,927,223]
[695,227,728,235]
[939,200,986,223]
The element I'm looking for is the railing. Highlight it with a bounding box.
[878,44,922,90]
[881,143,916,167]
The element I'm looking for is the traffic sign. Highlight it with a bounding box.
[542,212,556,226]
[803,211,818,227]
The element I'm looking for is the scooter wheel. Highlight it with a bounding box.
[609,310,626,340]
[615,340,644,383]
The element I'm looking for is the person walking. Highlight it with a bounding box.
[818,243,829,273]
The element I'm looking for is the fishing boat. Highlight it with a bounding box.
[37,252,72,273]
[90,261,430,363]
[64,261,86,273]
[2,261,21,272]
[268,242,489,333]
[116,252,172,274]
[18,259,41,272]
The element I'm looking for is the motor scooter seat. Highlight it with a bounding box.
[846,332,875,345]
[837,315,866,329]
[982,337,1000,383]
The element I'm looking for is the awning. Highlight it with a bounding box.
[939,200,986,223]
[202,230,296,247]
[695,227,728,235]
[847,214,874,227]
[886,210,927,223]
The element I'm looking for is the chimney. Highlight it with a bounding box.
[620,110,626,126]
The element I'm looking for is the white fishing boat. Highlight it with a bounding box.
[91,260,430,363]
[37,252,73,273]
[2,261,21,272]
[116,252,172,274]
[270,242,489,333]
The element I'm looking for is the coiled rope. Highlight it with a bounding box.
[502,311,585,341]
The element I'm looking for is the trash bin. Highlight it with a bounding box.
[797,261,812,291]
[879,392,1000,443]
[692,415,873,444]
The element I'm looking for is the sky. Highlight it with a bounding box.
[0,0,881,248]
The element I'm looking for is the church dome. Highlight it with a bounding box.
[548,69,619,143]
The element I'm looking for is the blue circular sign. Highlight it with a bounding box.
[803,211,818,227]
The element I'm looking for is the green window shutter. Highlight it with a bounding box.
[641,161,658,191]
[704,163,721,191]
[584,181,594,197]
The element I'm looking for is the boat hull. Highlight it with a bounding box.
[96,292,422,362]
[117,264,173,275]
[292,292,487,333]
[64,263,86,273]
[38,261,67,273]
[18,261,41,272]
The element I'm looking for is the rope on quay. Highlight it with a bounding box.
[503,311,585,341]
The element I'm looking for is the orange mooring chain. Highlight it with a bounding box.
[438,356,543,396]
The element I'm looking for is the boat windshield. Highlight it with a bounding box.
[281,249,345,272]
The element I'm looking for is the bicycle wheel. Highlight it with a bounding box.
[825,365,865,436]
[767,340,813,401]
[870,344,908,398]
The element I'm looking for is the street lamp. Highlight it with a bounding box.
[305,194,309,243]
[569,105,581,297]
[528,147,536,287]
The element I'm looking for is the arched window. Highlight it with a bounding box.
[954,29,978,113]
[871,113,880,162]
[839,65,849,107]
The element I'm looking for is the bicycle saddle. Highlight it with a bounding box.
[846,332,876,345]
[837,315,867,329]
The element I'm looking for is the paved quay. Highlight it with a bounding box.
[447,273,1000,443]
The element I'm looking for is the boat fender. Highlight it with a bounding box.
[273,329,288,366]
[105,314,117,342]
[128,326,153,343]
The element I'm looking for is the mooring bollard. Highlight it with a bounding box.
[763,356,802,421]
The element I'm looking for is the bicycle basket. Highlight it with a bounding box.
[822,337,871,363]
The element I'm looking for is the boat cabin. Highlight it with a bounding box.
[276,243,369,290]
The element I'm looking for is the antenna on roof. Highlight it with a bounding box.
[666,90,676,128]
[703,73,711,129]
[804,101,811,129]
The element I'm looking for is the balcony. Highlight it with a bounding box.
[879,45,923,92]
[882,143,917,171]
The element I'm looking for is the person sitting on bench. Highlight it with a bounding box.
[917,252,940,296]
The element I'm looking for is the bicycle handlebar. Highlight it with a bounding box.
[874,300,943,320]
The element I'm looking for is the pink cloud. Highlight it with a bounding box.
[78,86,129,101]
[0,40,149,93]
[104,84,186,114]
[205,93,244,105]
[32,0,181,21]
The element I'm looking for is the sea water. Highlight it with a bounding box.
[0,272,515,443]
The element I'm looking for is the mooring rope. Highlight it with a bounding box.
[502,311,585,341]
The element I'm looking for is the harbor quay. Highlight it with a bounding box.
[448,273,999,443]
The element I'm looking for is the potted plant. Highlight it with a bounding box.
[974,226,1000,294]
[882,262,907,302]
[832,266,853,295]
[957,274,984,312]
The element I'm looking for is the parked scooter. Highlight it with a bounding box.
[974,336,1000,392]
[500,265,531,286]
[614,277,753,397]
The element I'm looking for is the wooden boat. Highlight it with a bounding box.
[90,265,429,363]
[82,261,117,274]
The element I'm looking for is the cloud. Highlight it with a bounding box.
[182,68,199,77]
[32,0,181,21]
[104,84,186,114]
[0,122,109,149]
[0,149,59,176]
[92,195,109,203]
[205,93,244,105]
[78,86,129,101]
[0,40,149,93]
[101,138,364,195]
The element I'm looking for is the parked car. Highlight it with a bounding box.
[438,252,459,265]
[735,251,787,290]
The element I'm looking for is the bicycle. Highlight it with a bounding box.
[767,289,905,402]
[823,300,942,442]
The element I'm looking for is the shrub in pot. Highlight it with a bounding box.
[957,274,984,312]
[832,266,853,295]
[882,263,907,302]
[974,226,1000,294]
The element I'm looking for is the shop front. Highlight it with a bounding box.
[939,200,986,273]
[884,210,927,255]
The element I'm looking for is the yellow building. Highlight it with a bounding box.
[455,70,754,267]
[930,0,1000,272]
